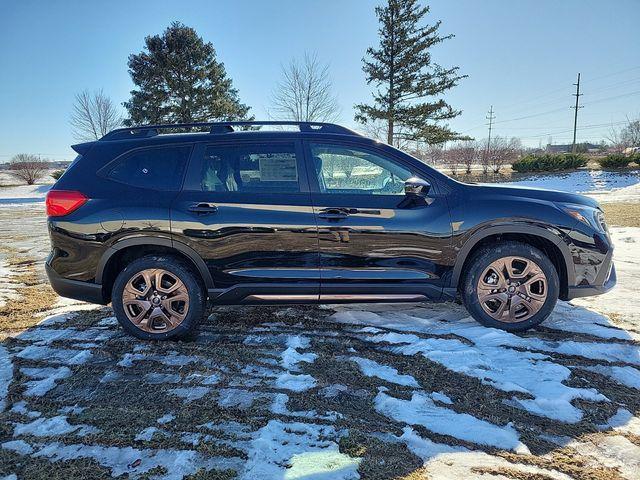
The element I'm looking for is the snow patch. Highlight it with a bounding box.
[14,415,98,437]
[31,442,241,480]
[0,346,12,411]
[240,420,360,480]
[375,390,529,453]
[168,387,210,402]
[350,356,419,387]
[2,439,34,455]
[21,366,71,396]
[17,345,93,365]
[275,373,317,392]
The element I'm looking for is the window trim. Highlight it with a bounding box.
[303,139,436,198]
[97,143,195,192]
[182,139,310,196]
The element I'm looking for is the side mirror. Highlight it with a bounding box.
[404,177,431,197]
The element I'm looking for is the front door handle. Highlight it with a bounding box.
[318,207,350,220]
[188,202,218,215]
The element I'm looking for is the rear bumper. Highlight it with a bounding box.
[45,262,108,305]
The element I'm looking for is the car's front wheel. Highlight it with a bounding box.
[112,255,206,340]
[461,241,559,332]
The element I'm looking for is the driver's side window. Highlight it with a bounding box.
[310,143,412,195]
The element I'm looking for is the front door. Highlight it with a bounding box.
[171,140,319,303]
[305,141,452,301]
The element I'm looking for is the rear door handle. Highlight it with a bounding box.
[318,207,350,220]
[188,202,218,215]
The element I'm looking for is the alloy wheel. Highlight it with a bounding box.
[122,268,189,333]
[476,256,547,323]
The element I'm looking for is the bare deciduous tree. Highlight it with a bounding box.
[448,141,478,174]
[9,154,48,185]
[606,115,640,152]
[442,145,460,175]
[71,89,123,140]
[270,53,340,123]
[485,137,522,174]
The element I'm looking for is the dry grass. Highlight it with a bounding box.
[499,448,625,480]
[0,255,58,338]
[470,466,556,480]
[601,202,640,227]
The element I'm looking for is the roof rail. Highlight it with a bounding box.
[100,121,360,141]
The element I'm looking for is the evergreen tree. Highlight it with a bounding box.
[124,22,251,125]
[355,1,466,145]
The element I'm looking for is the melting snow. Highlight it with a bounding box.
[375,390,529,453]
[336,311,620,422]
[31,442,241,480]
[2,439,34,455]
[0,345,12,411]
[17,345,93,365]
[275,373,317,392]
[582,364,640,389]
[21,366,71,396]
[14,416,98,437]
[168,387,210,402]
[240,420,360,480]
[350,356,419,387]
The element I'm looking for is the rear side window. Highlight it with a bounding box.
[199,143,300,193]
[106,145,192,190]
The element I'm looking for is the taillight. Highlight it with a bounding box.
[46,190,88,217]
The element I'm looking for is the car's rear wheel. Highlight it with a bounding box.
[112,255,206,340]
[461,241,559,332]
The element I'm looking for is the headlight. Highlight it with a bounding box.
[557,203,607,232]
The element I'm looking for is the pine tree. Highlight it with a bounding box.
[355,1,466,145]
[124,22,251,125]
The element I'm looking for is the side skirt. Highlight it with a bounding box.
[208,282,445,305]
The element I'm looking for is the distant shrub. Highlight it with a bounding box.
[597,154,632,169]
[51,169,65,180]
[511,153,587,173]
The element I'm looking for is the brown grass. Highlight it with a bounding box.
[0,255,58,338]
[499,447,624,480]
[470,466,556,480]
[601,202,640,227]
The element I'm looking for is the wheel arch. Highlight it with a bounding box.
[451,225,574,300]
[96,238,214,302]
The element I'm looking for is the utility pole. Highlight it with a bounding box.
[484,105,496,168]
[571,73,583,153]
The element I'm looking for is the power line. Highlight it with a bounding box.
[492,65,640,114]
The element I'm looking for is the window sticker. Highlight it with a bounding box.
[258,154,298,181]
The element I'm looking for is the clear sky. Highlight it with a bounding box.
[1,0,639,161]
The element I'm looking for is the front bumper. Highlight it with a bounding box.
[45,262,108,305]
[566,260,616,300]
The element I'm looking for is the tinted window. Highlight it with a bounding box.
[310,143,412,195]
[200,143,300,193]
[107,145,191,190]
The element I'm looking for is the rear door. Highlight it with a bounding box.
[171,140,320,302]
[304,140,452,301]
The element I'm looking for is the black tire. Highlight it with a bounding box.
[461,241,559,332]
[112,255,206,340]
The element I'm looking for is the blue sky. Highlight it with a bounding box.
[0,0,639,161]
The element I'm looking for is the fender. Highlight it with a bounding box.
[448,223,576,289]
[95,236,214,289]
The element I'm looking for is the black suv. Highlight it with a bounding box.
[46,121,615,340]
